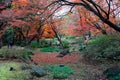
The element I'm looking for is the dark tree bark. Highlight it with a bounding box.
[0,39,2,48]
[94,23,107,35]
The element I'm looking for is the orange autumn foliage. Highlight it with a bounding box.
[41,24,55,38]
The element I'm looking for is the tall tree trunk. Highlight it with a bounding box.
[94,23,107,35]
[0,39,2,48]
[51,25,64,48]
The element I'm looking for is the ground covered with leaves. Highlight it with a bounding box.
[31,52,80,65]
[31,52,118,80]
[0,52,119,80]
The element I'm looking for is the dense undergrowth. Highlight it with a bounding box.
[0,48,33,60]
[81,34,120,61]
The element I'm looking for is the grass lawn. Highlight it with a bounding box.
[0,62,30,80]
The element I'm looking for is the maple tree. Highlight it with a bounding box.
[47,0,120,32]
[0,0,119,47]
[0,0,64,47]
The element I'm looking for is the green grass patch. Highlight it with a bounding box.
[0,62,30,80]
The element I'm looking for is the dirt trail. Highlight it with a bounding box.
[32,52,81,65]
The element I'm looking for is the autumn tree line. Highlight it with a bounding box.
[0,0,119,48]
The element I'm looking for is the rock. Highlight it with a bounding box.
[9,67,15,71]
[59,64,64,67]
[31,66,46,77]
[56,54,64,57]
[57,49,70,57]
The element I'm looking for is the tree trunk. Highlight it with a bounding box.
[0,39,2,48]
[51,25,64,48]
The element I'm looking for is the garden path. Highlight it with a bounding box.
[31,52,81,65]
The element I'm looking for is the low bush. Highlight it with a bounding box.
[39,39,52,48]
[62,40,70,48]
[30,41,39,48]
[14,41,26,47]
[18,49,34,60]
[66,36,75,39]
[52,65,73,79]
[0,48,33,60]
[104,65,120,80]
[30,39,52,48]
[40,47,61,52]
[43,65,73,79]
[43,65,55,72]
[81,34,120,61]
[0,48,18,58]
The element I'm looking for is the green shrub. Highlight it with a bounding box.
[43,65,55,72]
[62,41,70,48]
[39,39,52,48]
[104,65,120,80]
[78,43,86,51]
[66,36,75,39]
[0,49,18,58]
[2,28,14,45]
[13,40,26,47]
[30,41,39,48]
[81,34,120,61]
[0,48,33,60]
[17,49,34,60]
[43,65,73,79]
[52,65,73,79]
[30,39,52,48]
[40,47,61,52]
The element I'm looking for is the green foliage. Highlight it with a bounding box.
[0,48,18,58]
[2,28,14,45]
[18,49,34,60]
[0,48,33,60]
[62,40,70,48]
[14,41,26,47]
[0,62,30,80]
[30,39,52,48]
[30,41,39,48]
[39,39,52,48]
[43,65,55,72]
[78,44,86,51]
[104,66,120,80]
[43,65,73,79]
[52,65,73,79]
[66,36,75,39]
[81,34,120,61]
[40,47,61,52]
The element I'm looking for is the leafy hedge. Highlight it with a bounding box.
[30,39,52,48]
[0,48,33,60]
[40,47,61,52]
[104,65,120,80]
[81,34,120,61]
